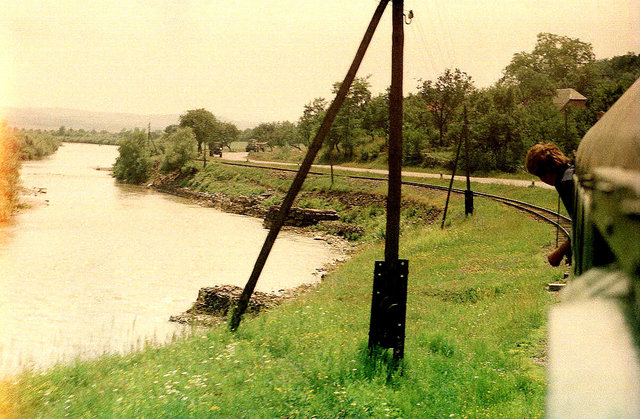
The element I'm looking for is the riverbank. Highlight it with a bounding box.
[3,159,565,416]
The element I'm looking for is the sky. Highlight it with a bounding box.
[1,0,639,125]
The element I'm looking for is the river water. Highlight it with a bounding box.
[0,142,340,374]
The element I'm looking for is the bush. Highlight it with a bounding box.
[159,128,197,173]
[113,132,151,184]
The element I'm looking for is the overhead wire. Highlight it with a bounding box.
[435,0,458,68]
[360,0,455,84]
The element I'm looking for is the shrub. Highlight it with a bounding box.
[159,128,197,173]
[113,132,151,184]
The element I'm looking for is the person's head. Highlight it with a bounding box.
[525,143,570,185]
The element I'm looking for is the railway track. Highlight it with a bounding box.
[220,161,572,239]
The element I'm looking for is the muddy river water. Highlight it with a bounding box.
[0,142,340,374]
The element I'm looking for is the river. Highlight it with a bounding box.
[0,142,341,375]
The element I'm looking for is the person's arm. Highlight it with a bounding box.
[548,239,571,267]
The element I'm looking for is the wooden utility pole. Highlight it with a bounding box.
[368,0,408,361]
[385,0,404,263]
[441,125,464,229]
[229,0,391,331]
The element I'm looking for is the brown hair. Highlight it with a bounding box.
[525,143,570,177]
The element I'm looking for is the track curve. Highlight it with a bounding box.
[220,161,572,239]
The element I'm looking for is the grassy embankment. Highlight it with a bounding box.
[3,162,563,417]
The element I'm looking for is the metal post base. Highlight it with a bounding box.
[368,259,408,359]
[465,189,474,215]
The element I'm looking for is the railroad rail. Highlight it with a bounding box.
[220,161,572,239]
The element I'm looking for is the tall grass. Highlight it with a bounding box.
[0,126,21,221]
[17,132,60,161]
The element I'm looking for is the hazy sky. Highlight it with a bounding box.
[1,0,639,125]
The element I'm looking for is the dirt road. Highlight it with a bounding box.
[221,152,552,189]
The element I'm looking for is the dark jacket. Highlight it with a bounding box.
[555,165,575,218]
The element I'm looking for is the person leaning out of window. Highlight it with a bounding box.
[525,143,574,266]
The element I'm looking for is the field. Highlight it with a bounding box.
[2,167,563,417]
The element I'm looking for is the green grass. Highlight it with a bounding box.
[186,162,443,241]
[206,160,562,216]
[228,141,248,152]
[3,187,562,416]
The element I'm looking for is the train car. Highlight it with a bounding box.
[547,77,640,417]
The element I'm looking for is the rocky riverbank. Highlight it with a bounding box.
[169,284,318,326]
[149,173,368,240]
[149,175,358,326]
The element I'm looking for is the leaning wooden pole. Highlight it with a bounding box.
[463,104,474,216]
[229,0,390,331]
[385,0,404,263]
[440,127,464,229]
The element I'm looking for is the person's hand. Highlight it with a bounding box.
[547,239,571,266]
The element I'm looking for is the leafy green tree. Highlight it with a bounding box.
[160,127,197,173]
[575,53,640,133]
[113,132,151,184]
[418,68,474,146]
[214,121,240,151]
[18,132,60,160]
[179,109,218,153]
[327,76,371,159]
[250,122,276,149]
[246,121,298,150]
[362,92,389,141]
[467,85,566,172]
[502,33,595,102]
[164,124,179,135]
[402,93,434,160]
[298,98,327,147]
[273,121,300,149]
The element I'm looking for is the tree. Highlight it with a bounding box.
[327,76,372,159]
[502,33,595,102]
[164,124,179,135]
[248,121,300,150]
[179,109,218,153]
[362,92,389,141]
[250,122,276,149]
[159,127,197,173]
[575,53,640,133]
[298,98,327,147]
[214,122,240,151]
[418,68,474,147]
[113,132,151,183]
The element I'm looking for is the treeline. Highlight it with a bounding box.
[1,126,61,160]
[113,110,241,183]
[53,126,123,145]
[245,33,639,173]
[0,122,63,220]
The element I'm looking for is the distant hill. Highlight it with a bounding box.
[0,107,256,132]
